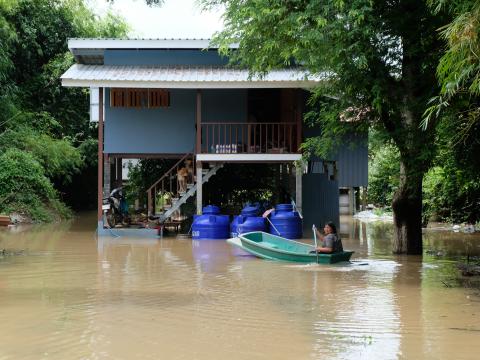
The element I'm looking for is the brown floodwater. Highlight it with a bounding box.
[1,213,479,360]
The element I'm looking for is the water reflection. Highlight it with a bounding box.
[0,214,480,359]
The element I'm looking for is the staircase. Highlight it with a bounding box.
[158,164,223,222]
[146,153,223,223]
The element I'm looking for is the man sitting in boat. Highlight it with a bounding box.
[313,222,343,253]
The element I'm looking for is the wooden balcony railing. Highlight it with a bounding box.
[200,122,299,154]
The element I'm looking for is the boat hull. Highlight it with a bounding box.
[227,231,353,264]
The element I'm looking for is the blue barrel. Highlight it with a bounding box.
[230,214,266,237]
[192,206,230,240]
[241,202,261,217]
[268,204,303,239]
[202,205,220,215]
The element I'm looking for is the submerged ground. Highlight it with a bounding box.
[0,213,479,359]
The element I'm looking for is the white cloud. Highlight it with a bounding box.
[87,0,224,38]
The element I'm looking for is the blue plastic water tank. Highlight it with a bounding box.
[241,206,259,217]
[268,203,303,239]
[241,202,262,216]
[192,206,230,240]
[230,215,266,237]
[202,205,220,215]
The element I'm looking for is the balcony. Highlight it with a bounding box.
[199,122,300,155]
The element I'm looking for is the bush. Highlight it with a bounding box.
[0,148,71,222]
[0,123,82,183]
[423,165,480,224]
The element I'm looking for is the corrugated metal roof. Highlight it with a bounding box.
[61,64,323,89]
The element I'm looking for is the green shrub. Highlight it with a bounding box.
[0,124,82,183]
[0,148,71,221]
[423,164,480,223]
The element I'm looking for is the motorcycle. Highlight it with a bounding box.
[102,187,130,228]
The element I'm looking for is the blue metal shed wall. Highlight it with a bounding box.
[303,124,368,187]
[302,173,340,237]
[334,136,368,187]
[104,50,227,66]
[104,89,247,154]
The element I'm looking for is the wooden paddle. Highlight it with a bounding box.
[262,208,281,236]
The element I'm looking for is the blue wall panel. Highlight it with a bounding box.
[104,50,227,66]
[335,138,368,187]
[202,90,247,123]
[104,89,247,154]
[201,90,247,151]
[302,173,340,237]
[104,89,196,154]
[303,124,368,187]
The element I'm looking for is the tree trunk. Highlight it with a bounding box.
[391,159,424,255]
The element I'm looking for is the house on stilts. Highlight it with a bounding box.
[60,38,367,236]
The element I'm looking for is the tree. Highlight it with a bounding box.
[202,0,449,254]
[0,0,129,220]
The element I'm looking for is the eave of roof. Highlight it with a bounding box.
[61,64,323,89]
[68,38,236,51]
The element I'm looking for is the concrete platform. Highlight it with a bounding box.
[96,221,159,238]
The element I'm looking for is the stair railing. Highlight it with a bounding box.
[146,152,194,216]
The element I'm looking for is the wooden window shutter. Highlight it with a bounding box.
[110,88,170,108]
[148,89,170,108]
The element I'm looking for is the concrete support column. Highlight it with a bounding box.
[196,161,203,215]
[295,163,303,215]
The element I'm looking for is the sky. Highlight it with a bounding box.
[87,0,224,38]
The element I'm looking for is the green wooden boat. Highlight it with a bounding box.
[227,231,354,264]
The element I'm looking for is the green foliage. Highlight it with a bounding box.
[431,1,480,98]
[368,143,400,207]
[0,148,72,221]
[0,0,128,141]
[204,164,280,213]
[424,1,480,129]
[422,116,480,223]
[123,159,177,209]
[422,166,445,221]
[423,165,480,224]
[155,191,172,214]
[0,124,82,182]
[0,0,128,220]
